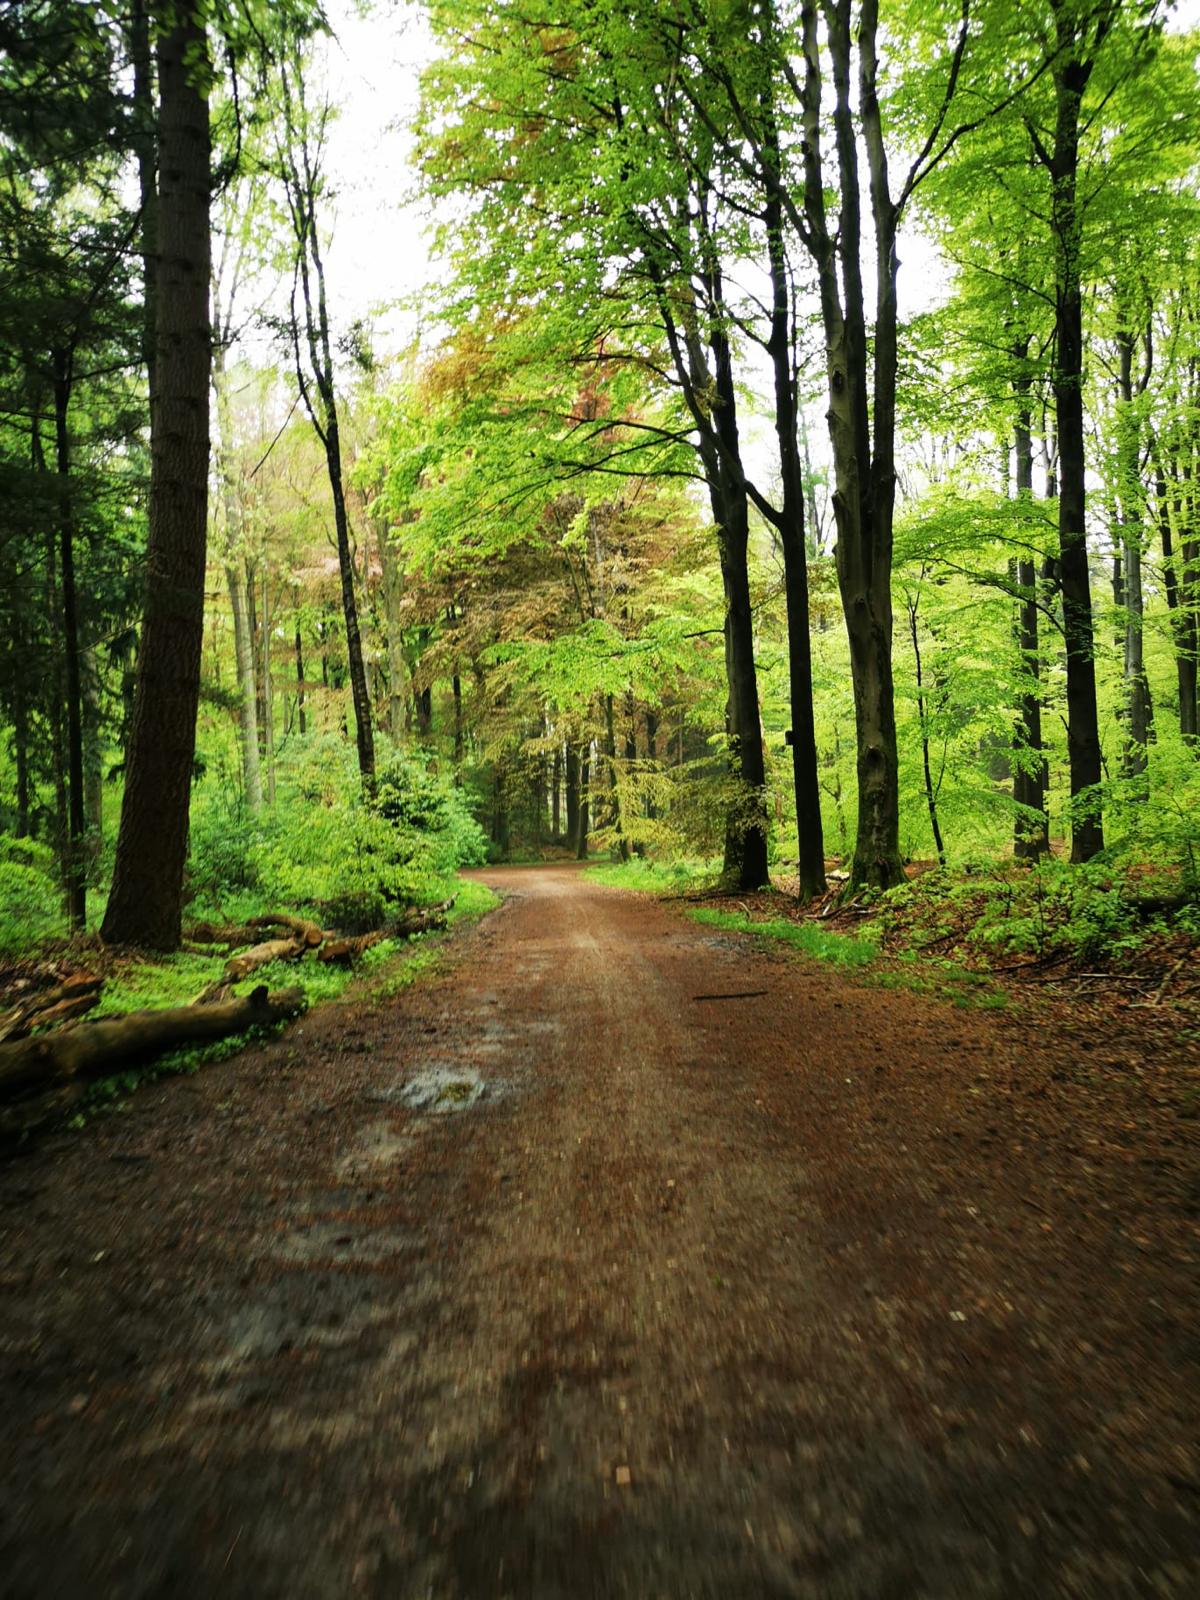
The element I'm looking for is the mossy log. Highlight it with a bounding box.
[0,984,306,1105]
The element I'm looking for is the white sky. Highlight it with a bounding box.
[318,0,1200,358]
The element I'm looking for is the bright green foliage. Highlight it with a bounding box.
[187,737,487,925]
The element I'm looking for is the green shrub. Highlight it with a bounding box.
[0,836,63,952]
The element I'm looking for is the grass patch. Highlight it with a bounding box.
[687,906,879,966]
[66,874,501,1126]
[685,904,1006,1008]
[584,856,716,895]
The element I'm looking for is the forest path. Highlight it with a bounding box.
[1,865,1197,1598]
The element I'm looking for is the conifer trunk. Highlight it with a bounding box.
[103,10,210,949]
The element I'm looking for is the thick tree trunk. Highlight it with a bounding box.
[102,11,210,950]
[798,0,903,890]
[1046,50,1103,861]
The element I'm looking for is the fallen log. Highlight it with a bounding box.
[183,921,261,947]
[316,931,387,965]
[0,984,306,1105]
[247,913,326,948]
[391,896,457,938]
[313,896,457,965]
[0,974,103,1044]
[193,936,305,1003]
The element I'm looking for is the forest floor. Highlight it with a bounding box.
[1,864,1198,1599]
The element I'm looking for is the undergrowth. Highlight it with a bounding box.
[583,856,717,894]
[66,877,500,1126]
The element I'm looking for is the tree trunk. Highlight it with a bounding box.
[290,615,304,738]
[565,742,580,850]
[261,570,275,805]
[1116,328,1153,779]
[82,647,104,872]
[0,985,305,1107]
[908,594,946,866]
[52,350,86,929]
[763,129,825,898]
[1044,45,1104,861]
[797,0,903,890]
[13,657,31,838]
[102,11,210,950]
[129,0,158,400]
[1013,393,1049,858]
[376,516,406,741]
[576,747,589,860]
[604,693,628,861]
[1157,459,1199,741]
[551,743,562,838]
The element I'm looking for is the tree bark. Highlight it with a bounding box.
[103,9,210,949]
[52,349,86,928]
[1013,390,1049,858]
[576,747,590,860]
[763,117,825,898]
[1038,27,1105,860]
[565,742,580,850]
[1116,325,1153,778]
[0,985,304,1107]
[796,0,903,890]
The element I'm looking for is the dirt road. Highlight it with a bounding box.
[1,866,1197,1598]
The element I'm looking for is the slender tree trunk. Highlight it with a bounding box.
[1013,394,1049,858]
[1116,328,1152,778]
[551,744,561,839]
[763,132,825,898]
[52,352,85,928]
[262,572,275,805]
[576,747,590,860]
[603,693,627,861]
[82,647,104,872]
[1157,460,1199,741]
[452,673,464,765]
[908,594,945,866]
[279,56,375,795]
[103,11,210,949]
[295,614,306,736]
[376,516,406,741]
[644,709,659,825]
[565,742,580,850]
[326,426,375,789]
[13,656,31,838]
[129,0,157,400]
